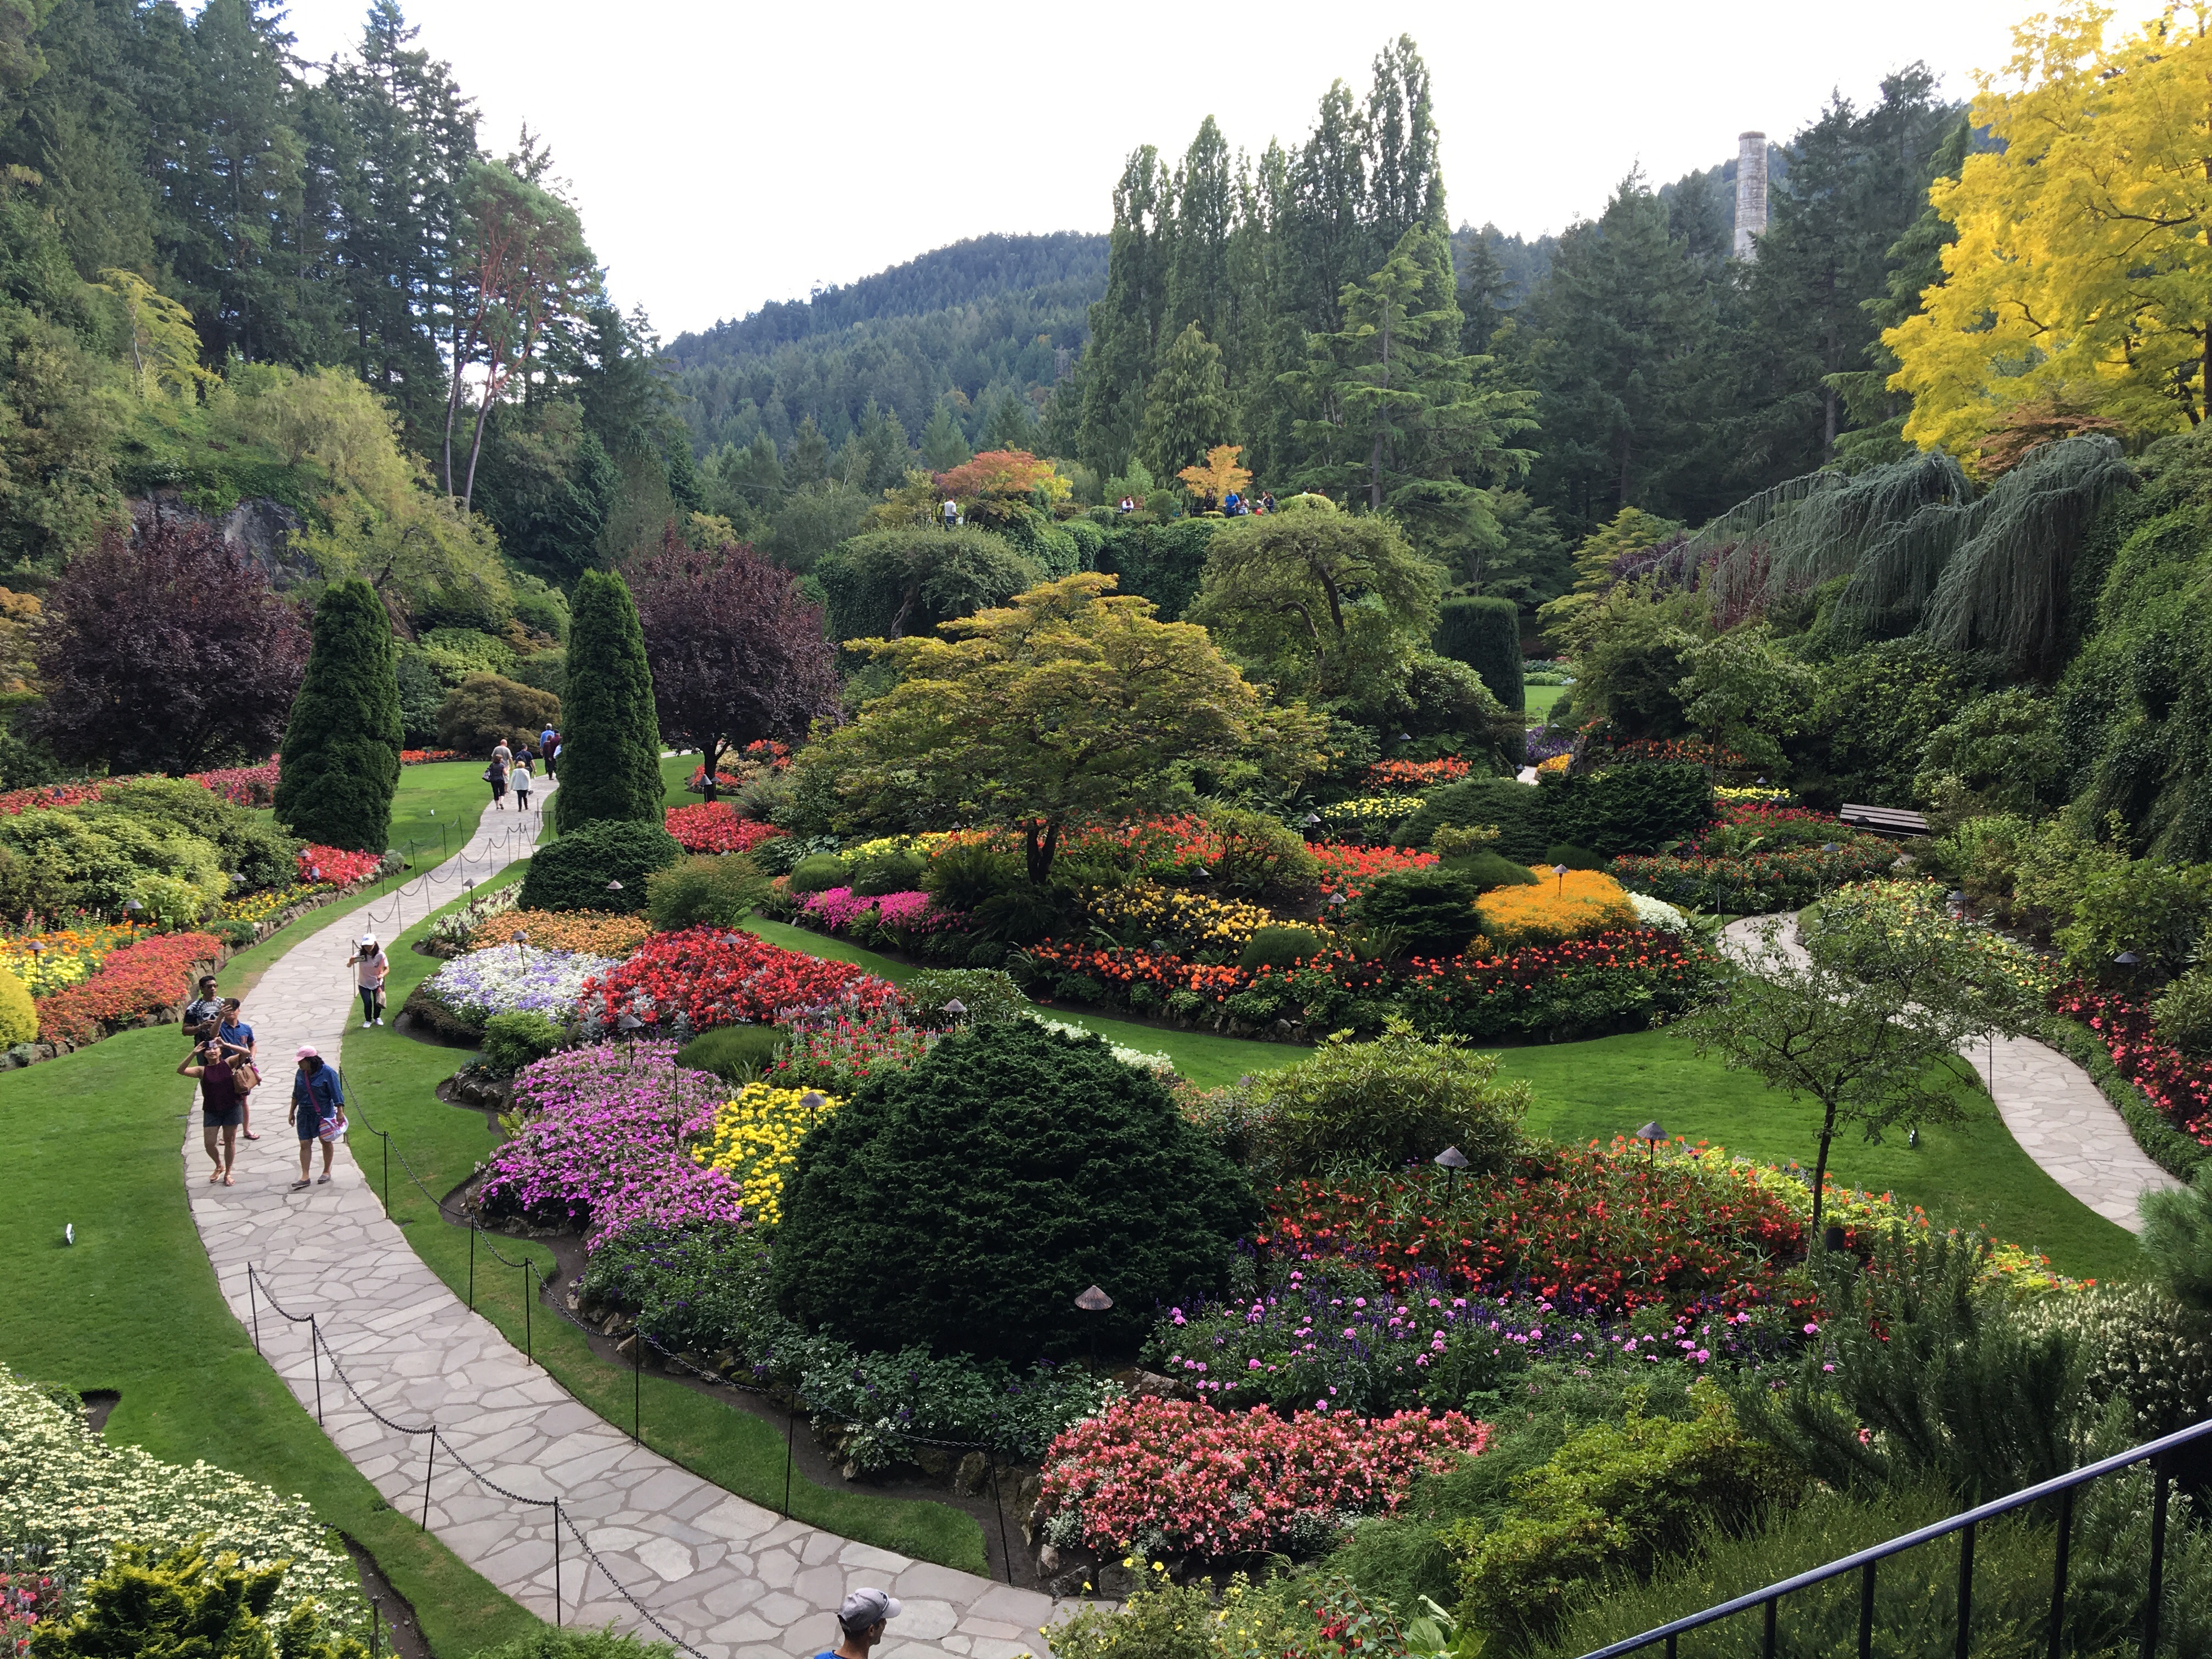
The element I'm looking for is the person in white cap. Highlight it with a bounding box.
[815,1588,901,1659]
[347,933,388,1028]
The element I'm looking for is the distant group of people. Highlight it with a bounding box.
[1115,489,1274,516]
[484,727,557,811]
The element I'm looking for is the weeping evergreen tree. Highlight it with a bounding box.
[1691,435,2133,674]
[551,568,664,832]
[273,579,402,853]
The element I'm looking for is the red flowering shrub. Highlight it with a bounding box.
[36,931,224,1045]
[1260,1142,1812,1317]
[580,926,902,1034]
[184,760,279,807]
[2053,983,2212,1149]
[1310,842,1438,901]
[1364,757,1472,790]
[0,781,106,816]
[296,845,382,887]
[1040,1395,1487,1556]
[400,748,461,764]
[665,803,788,856]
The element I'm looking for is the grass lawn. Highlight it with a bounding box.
[1524,684,1568,723]
[1490,1029,2145,1285]
[0,951,533,1658]
[338,864,992,1575]
[382,760,508,870]
[659,751,699,808]
[742,917,1299,1088]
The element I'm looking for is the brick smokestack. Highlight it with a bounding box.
[1734,131,1768,259]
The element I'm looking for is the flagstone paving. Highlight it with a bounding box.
[183,778,1070,1658]
[1720,914,2181,1234]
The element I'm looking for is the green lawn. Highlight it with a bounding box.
[743,917,1300,1088]
[382,760,509,871]
[659,751,699,808]
[1490,1029,2144,1285]
[1524,683,1569,723]
[0,938,534,1658]
[338,860,992,1575]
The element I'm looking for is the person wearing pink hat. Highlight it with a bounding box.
[287,1046,346,1189]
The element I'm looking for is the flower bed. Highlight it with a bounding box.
[0,923,140,997]
[1309,843,1438,902]
[421,943,619,1025]
[213,883,322,927]
[1312,794,1430,843]
[1039,1395,1487,1558]
[400,748,462,764]
[2053,985,2212,1151]
[1364,757,1472,789]
[694,1082,843,1227]
[477,1042,738,1244]
[665,802,788,855]
[1022,928,1722,1042]
[187,759,279,807]
[579,926,903,1037]
[294,844,382,887]
[0,1363,365,1640]
[1084,882,1278,956]
[1612,804,1896,911]
[796,887,956,939]
[0,758,283,817]
[467,908,653,958]
[428,884,521,953]
[35,931,222,1046]
[1475,869,1635,948]
[764,1012,939,1092]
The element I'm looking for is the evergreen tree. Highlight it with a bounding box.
[1458,227,1510,355]
[1139,323,1235,481]
[786,414,830,486]
[1362,35,1446,249]
[921,402,972,471]
[1165,115,1234,349]
[274,578,402,853]
[1288,80,1370,335]
[985,390,1036,452]
[552,568,664,831]
[1076,145,1169,475]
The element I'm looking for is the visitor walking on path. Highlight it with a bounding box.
[218,997,260,1139]
[511,753,534,811]
[288,1046,344,1189]
[180,1032,243,1185]
[182,974,222,1036]
[814,1589,901,1659]
[484,750,508,811]
[542,728,558,777]
[347,933,388,1028]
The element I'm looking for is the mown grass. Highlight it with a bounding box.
[339,862,992,1575]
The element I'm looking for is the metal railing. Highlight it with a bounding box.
[1578,1414,2212,1659]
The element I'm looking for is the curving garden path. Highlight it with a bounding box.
[1719,915,2181,1234]
[183,779,1069,1659]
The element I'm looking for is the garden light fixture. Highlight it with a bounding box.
[2115,951,2139,966]
[1074,1285,1113,1311]
[942,998,967,1020]
[1434,1144,1469,1204]
[607,879,624,891]
[1635,1120,1666,1167]
[616,1012,643,1033]
[1822,843,1838,854]
[800,1091,826,1116]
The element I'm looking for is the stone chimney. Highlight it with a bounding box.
[1734,132,1768,259]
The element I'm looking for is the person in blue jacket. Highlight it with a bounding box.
[289,1045,346,1190]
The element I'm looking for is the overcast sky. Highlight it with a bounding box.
[276,0,2165,341]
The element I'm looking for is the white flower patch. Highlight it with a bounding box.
[0,1365,366,1637]
[1031,1015,1177,1076]
[424,943,619,1020]
[1629,892,1691,933]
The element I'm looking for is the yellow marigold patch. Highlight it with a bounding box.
[694,1082,843,1227]
[469,908,654,958]
[1475,869,1636,949]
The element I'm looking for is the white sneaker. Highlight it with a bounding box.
[374,1017,384,1026]
[362,1020,373,1029]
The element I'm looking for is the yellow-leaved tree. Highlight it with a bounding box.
[1177,443,1252,505]
[1886,4,2212,457]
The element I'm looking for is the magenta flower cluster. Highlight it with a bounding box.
[798,886,945,932]
[475,1041,741,1246]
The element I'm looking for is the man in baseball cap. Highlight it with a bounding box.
[814,1588,901,1659]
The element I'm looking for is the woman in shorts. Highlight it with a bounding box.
[179,1028,242,1185]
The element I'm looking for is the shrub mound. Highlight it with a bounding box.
[1395,778,1555,863]
[772,1019,1260,1359]
[519,819,681,914]
[0,963,34,1046]
[1249,1020,1530,1174]
[645,854,769,931]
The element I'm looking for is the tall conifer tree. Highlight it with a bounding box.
[274,579,402,853]
[551,568,664,831]
[1139,323,1236,481]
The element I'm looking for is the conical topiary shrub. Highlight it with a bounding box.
[274,578,401,852]
[551,568,664,833]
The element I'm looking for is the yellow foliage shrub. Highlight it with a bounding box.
[0,963,35,1046]
[1476,869,1636,949]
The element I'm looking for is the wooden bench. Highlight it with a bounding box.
[1839,803,1931,838]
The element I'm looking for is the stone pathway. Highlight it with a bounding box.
[184,780,1069,1658]
[1719,915,2181,1234]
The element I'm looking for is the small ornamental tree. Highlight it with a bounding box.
[551,567,663,832]
[627,526,839,798]
[36,517,309,775]
[274,578,402,852]
[773,1019,1260,1359]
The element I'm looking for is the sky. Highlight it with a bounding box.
[276,0,2170,341]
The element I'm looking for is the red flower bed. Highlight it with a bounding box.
[665,803,788,856]
[2054,984,2212,1149]
[183,760,279,807]
[581,926,902,1033]
[36,931,224,1046]
[401,748,462,765]
[1040,1395,1487,1557]
[1310,842,1438,901]
[296,845,382,887]
[1364,757,1472,789]
[0,781,105,816]
[1260,1142,1811,1318]
[0,755,285,815]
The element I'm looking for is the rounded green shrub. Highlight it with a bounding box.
[519,820,680,914]
[923,842,1021,910]
[1240,925,1331,970]
[1393,778,1555,864]
[481,1011,565,1076]
[786,854,851,896]
[1352,868,1482,957]
[0,963,34,1046]
[902,968,1030,1028]
[1251,1019,1529,1174]
[851,849,928,896]
[773,1020,1259,1360]
[2152,968,2212,1056]
[678,1023,788,1084]
[1542,763,1716,857]
[1545,843,1604,871]
[646,854,769,930]
[1443,850,1540,891]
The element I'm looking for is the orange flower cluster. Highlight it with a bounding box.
[1310,842,1438,901]
[1364,757,1472,789]
[469,909,653,958]
[36,931,224,1046]
[1475,868,1636,949]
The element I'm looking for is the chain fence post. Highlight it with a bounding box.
[421,1432,436,1531]
[552,1499,563,1627]
[467,1226,476,1310]
[782,1394,795,1518]
[523,1261,533,1363]
[309,1314,323,1425]
[990,1451,1013,1587]
[633,1331,641,1444]
[248,1266,261,1355]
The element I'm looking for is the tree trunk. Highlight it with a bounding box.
[1809,1100,1838,1243]
[461,390,494,517]
[701,736,721,804]
[1025,819,1062,886]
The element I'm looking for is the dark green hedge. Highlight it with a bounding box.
[274,578,402,852]
[1436,597,1525,713]
[518,819,680,913]
[1541,763,1716,857]
[772,1020,1259,1361]
[1395,778,1555,864]
[1093,519,1220,618]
